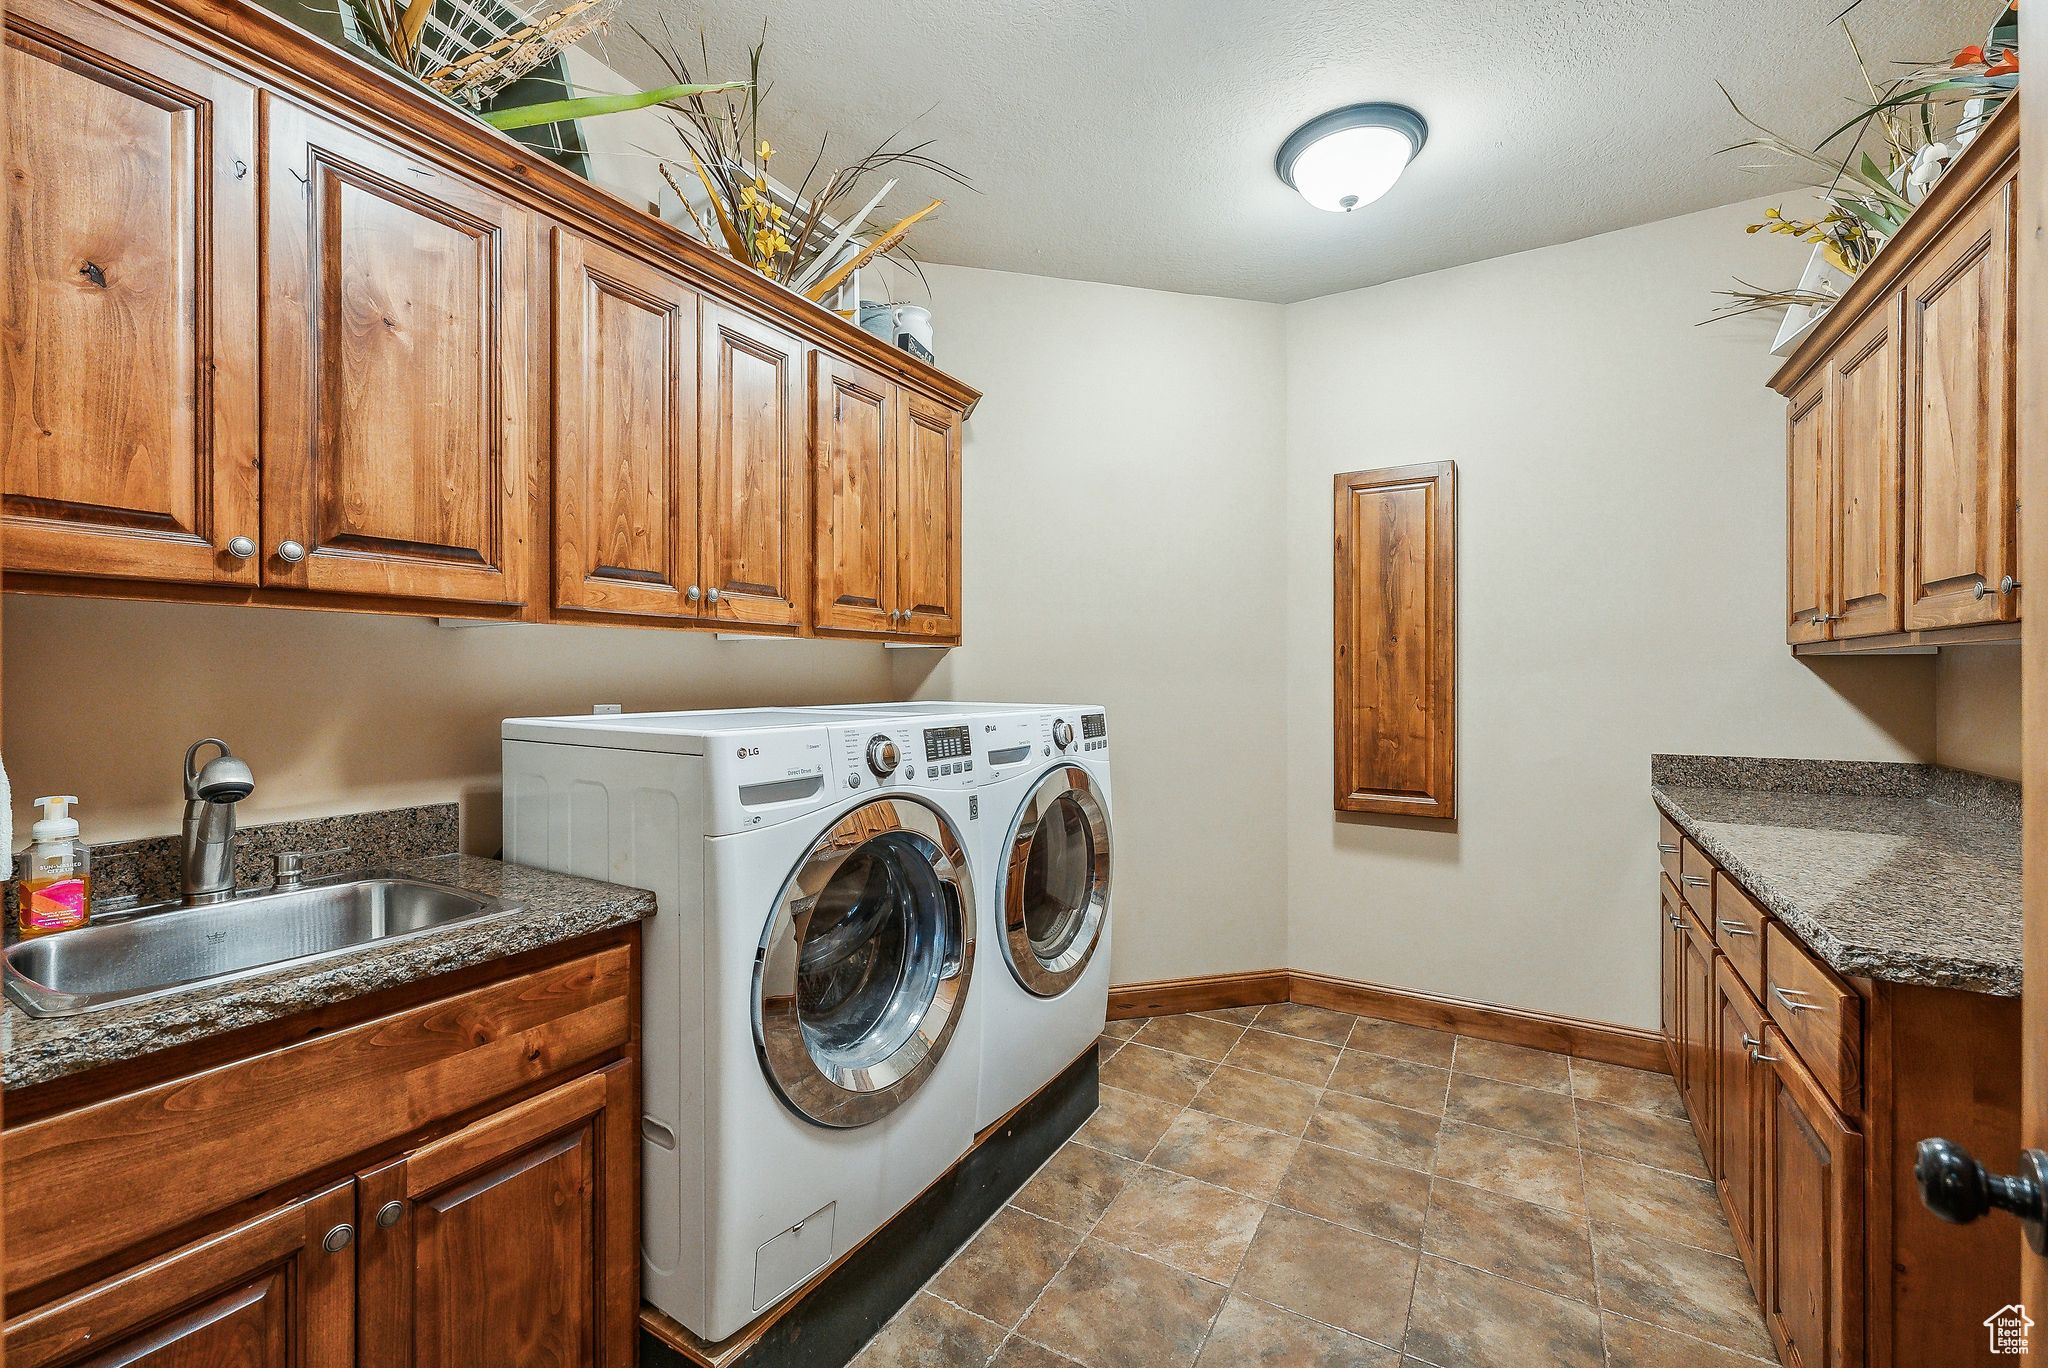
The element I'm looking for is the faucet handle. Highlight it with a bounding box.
[272,846,351,890]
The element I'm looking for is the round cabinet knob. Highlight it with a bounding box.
[225,536,257,560]
[1052,719,1074,750]
[376,1200,405,1229]
[1916,1138,2048,1254]
[277,539,307,564]
[706,587,722,605]
[322,1223,355,1253]
[866,735,901,779]
[685,585,702,603]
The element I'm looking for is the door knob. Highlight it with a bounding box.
[1916,1139,2048,1254]
[277,539,307,563]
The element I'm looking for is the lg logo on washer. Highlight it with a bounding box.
[737,746,759,758]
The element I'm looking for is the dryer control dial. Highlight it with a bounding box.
[866,735,901,779]
[1052,719,1075,751]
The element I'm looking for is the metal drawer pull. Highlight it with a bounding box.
[1740,1032,1763,1051]
[1668,914,1683,929]
[1974,580,1993,600]
[1772,985,1824,1012]
[1681,874,1709,888]
[1656,842,1679,854]
[1750,1044,1781,1064]
[1718,919,1756,937]
[2002,575,2022,595]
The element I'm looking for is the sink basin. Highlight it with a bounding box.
[5,873,521,1018]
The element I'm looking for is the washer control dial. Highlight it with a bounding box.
[1052,719,1075,751]
[866,735,901,779]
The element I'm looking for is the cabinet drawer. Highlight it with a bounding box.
[1764,923,1862,1109]
[1657,816,1683,883]
[4,945,633,1296]
[1678,839,1716,921]
[1713,873,1767,997]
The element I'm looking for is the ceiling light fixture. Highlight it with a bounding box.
[1276,103,1428,213]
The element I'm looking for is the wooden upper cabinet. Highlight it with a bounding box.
[1785,376,1832,644]
[1903,174,2016,628]
[1332,462,1457,818]
[552,230,699,620]
[812,352,896,635]
[699,303,805,631]
[1827,296,1903,638]
[1,0,260,585]
[355,1065,636,1368]
[261,96,538,608]
[1760,1030,1864,1368]
[4,1182,355,1368]
[894,392,963,638]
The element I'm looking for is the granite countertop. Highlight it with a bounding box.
[3,807,656,1090]
[1651,756,2021,997]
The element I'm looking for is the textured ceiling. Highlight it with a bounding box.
[596,0,1993,303]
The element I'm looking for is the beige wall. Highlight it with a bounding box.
[2,597,901,851]
[897,265,1292,984]
[1281,195,1940,1031]
[1935,647,2022,780]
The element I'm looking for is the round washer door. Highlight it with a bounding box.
[1000,765,1112,997]
[755,797,976,1128]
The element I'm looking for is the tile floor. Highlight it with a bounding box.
[852,1004,1783,1368]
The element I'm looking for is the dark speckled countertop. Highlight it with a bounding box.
[1651,756,2020,997]
[3,806,655,1090]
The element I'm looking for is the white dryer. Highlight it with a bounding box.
[821,702,1114,1129]
[500,708,985,1342]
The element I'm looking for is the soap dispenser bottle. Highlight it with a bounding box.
[19,795,91,938]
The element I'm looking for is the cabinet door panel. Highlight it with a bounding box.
[1904,178,2016,628]
[357,1064,636,1368]
[700,304,804,629]
[1,0,259,584]
[1712,959,1766,1277]
[1761,1032,1863,1368]
[1679,912,1717,1168]
[263,97,536,606]
[1786,377,1831,643]
[553,230,698,618]
[811,352,894,634]
[895,392,962,639]
[1829,297,1903,637]
[4,1183,353,1368]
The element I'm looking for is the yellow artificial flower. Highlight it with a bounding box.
[758,140,775,162]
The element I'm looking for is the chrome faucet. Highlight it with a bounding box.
[181,739,254,905]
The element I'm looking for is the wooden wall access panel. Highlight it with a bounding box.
[552,230,698,620]
[1,0,260,585]
[1903,176,2017,629]
[1332,462,1456,818]
[1827,296,1904,638]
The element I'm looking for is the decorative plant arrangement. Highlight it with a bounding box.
[640,24,970,302]
[1709,4,2018,341]
[343,0,745,133]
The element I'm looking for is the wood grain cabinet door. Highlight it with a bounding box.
[699,303,805,630]
[355,1065,636,1368]
[1903,175,2017,628]
[1,0,260,585]
[893,391,963,639]
[1660,877,1684,1072]
[262,97,538,609]
[1759,1030,1864,1368]
[1712,958,1767,1278]
[811,352,895,635]
[1827,295,1904,638]
[3,1182,355,1368]
[1786,375,1833,643]
[1679,912,1718,1171]
[552,230,700,619]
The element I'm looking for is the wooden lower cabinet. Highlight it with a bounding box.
[2,932,641,1367]
[4,1183,356,1368]
[1656,813,2023,1367]
[1760,1027,1864,1368]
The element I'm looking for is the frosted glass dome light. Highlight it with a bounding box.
[1277,104,1428,213]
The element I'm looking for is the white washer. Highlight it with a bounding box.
[820,702,1113,1129]
[500,707,985,1343]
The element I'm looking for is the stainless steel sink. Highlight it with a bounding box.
[5,874,521,1018]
